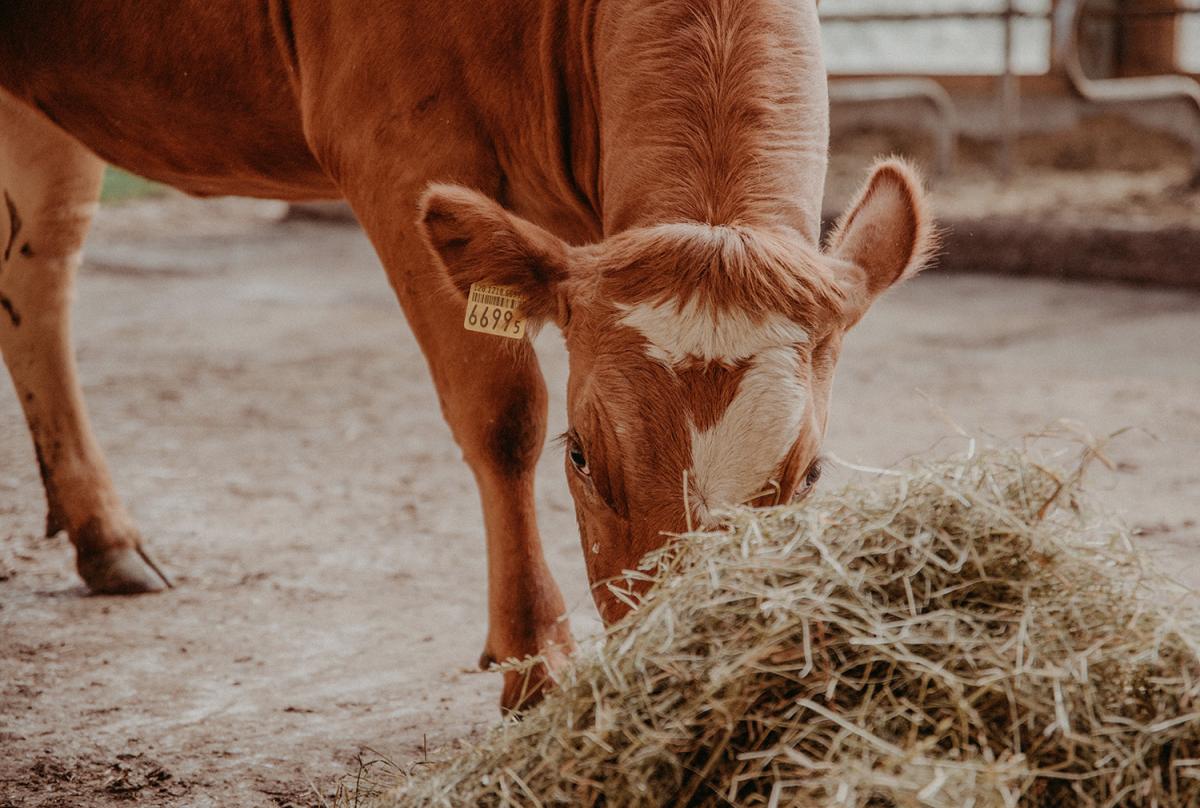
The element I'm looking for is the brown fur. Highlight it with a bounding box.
[596,224,847,325]
[0,0,934,710]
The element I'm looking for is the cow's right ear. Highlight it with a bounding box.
[824,159,936,328]
[418,184,572,326]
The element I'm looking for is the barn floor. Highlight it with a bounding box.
[1,194,1198,807]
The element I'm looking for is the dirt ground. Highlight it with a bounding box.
[1,188,1198,806]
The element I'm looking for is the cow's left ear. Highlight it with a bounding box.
[824,159,937,327]
[418,184,572,325]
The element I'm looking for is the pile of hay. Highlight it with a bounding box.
[360,448,1200,807]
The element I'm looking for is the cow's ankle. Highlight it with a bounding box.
[480,607,575,714]
[479,618,574,669]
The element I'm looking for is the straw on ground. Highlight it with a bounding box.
[349,443,1200,808]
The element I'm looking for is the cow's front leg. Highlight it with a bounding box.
[347,193,573,712]
[0,92,167,594]
[402,264,573,713]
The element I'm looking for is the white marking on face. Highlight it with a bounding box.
[617,296,809,366]
[689,345,808,525]
[617,295,812,524]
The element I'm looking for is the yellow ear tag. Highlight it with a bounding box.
[464,283,527,340]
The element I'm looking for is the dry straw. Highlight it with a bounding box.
[354,444,1200,807]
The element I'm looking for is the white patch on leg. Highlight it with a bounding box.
[687,345,808,524]
[617,297,809,366]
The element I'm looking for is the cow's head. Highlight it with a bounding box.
[420,159,935,623]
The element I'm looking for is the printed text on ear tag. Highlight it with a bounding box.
[464,283,526,340]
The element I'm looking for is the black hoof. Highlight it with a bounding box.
[78,547,169,595]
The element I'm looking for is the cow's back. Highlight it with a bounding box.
[0,1,334,198]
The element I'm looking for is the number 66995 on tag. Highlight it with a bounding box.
[463,283,527,340]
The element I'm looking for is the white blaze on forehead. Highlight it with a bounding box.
[616,295,812,525]
[617,296,809,365]
[688,345,808,524]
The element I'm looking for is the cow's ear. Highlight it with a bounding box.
[418,184,571,325]
[825,159,936,326]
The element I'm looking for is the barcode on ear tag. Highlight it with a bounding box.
[464,283,527,340]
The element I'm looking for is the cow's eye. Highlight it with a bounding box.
[804,459,823,489]
[567,435,590,477]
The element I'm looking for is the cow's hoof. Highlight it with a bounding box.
[78,547,169,595]
[483,640,573,716]
[498,661,556,716]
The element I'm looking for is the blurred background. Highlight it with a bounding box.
[820,0,1200,285]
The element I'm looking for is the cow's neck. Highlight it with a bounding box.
[591,0,829,240]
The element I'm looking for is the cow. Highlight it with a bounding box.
[0,0,934,711]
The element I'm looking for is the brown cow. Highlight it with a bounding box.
[0,0,934,711]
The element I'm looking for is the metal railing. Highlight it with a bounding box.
[827,78,960,177]
[823,1,1200,182]
[1054,0,1200,184]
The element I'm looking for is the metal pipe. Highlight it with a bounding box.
[820,11,1043,23]
[820,6,1200,24]
[828,79,958,178]
[999,0,1021,179]
[1053,0,1200,185]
